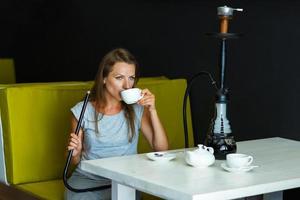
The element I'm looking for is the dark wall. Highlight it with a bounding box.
[2,0,300,144]
[3,0,300,141]
[1,0,300,197]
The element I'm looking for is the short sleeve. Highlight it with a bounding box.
[71,101,84,123]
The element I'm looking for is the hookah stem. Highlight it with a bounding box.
[220,16,229,33]
[63,91,111,192]
[220,39,226,92]
[219,8,228,92]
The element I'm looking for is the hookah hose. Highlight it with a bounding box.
[63,91,111,192]
[183,71,218,148]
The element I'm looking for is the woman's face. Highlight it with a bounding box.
[104,62,136,102]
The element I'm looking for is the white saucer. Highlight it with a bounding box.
[146,152,176,162]
[221,162,258,173]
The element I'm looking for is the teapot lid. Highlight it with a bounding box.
[196,144,214,154]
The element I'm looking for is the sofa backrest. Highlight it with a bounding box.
[0,59,15,84]
[136,79,194,153]
[0,78,193,185]
[0,82,91,185]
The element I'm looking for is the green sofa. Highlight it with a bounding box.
[0,77,194,199]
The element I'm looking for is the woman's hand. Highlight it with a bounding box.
[67,131,83,157]
[139,88,169,151]
[138,88,156,112]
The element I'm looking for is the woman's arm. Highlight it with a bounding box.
[139,89,168,151]
[66,115,84,165]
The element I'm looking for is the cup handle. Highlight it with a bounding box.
[247,156,253,165]
[138,89,144,101]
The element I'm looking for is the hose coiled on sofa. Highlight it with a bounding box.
[183,71,218,148]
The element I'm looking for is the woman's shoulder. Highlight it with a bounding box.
[73,101,84,108]
[71,101,95,117]
[72,101,93,110]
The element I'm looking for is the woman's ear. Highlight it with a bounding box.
[103,78,106,84]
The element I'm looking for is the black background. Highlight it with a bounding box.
[1,0,300,198]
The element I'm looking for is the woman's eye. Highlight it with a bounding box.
[115,76,123,80]
[129,77,135,81]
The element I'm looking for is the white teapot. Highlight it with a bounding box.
[185,144,215,167]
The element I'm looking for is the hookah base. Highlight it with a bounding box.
[205,135,237,160]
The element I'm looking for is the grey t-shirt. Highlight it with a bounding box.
[71,101,144,177]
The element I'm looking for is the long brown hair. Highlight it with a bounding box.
[89,48,139,142]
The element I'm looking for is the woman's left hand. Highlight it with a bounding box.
[138,88,156,112]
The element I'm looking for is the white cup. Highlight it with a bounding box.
[226,153,253,168]
[120,88,143,104]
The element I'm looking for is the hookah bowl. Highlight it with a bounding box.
[205,90,237,160]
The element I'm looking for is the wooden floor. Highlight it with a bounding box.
[0,183,40,200]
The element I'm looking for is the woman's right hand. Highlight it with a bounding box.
[67,131,83,157]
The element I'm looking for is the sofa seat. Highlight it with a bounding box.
[17,179,64,200]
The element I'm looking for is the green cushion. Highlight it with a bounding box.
[17,179,64,200]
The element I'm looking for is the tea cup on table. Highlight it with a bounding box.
[120,88,143,104]
[226,153,253,168]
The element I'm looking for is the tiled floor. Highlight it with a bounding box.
[0,183,39,200]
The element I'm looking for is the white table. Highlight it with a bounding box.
[81,137,300,200]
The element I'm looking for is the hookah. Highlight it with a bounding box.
[183,6,243,159]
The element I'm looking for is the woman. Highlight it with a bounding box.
[65,48,168,200]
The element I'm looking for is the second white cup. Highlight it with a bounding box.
[226,153,253,168]
[120,88,143,104]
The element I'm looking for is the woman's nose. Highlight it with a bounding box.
[123,79,130,89]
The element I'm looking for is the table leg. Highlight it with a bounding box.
[112,180,136,200]
[263,191,283,200]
